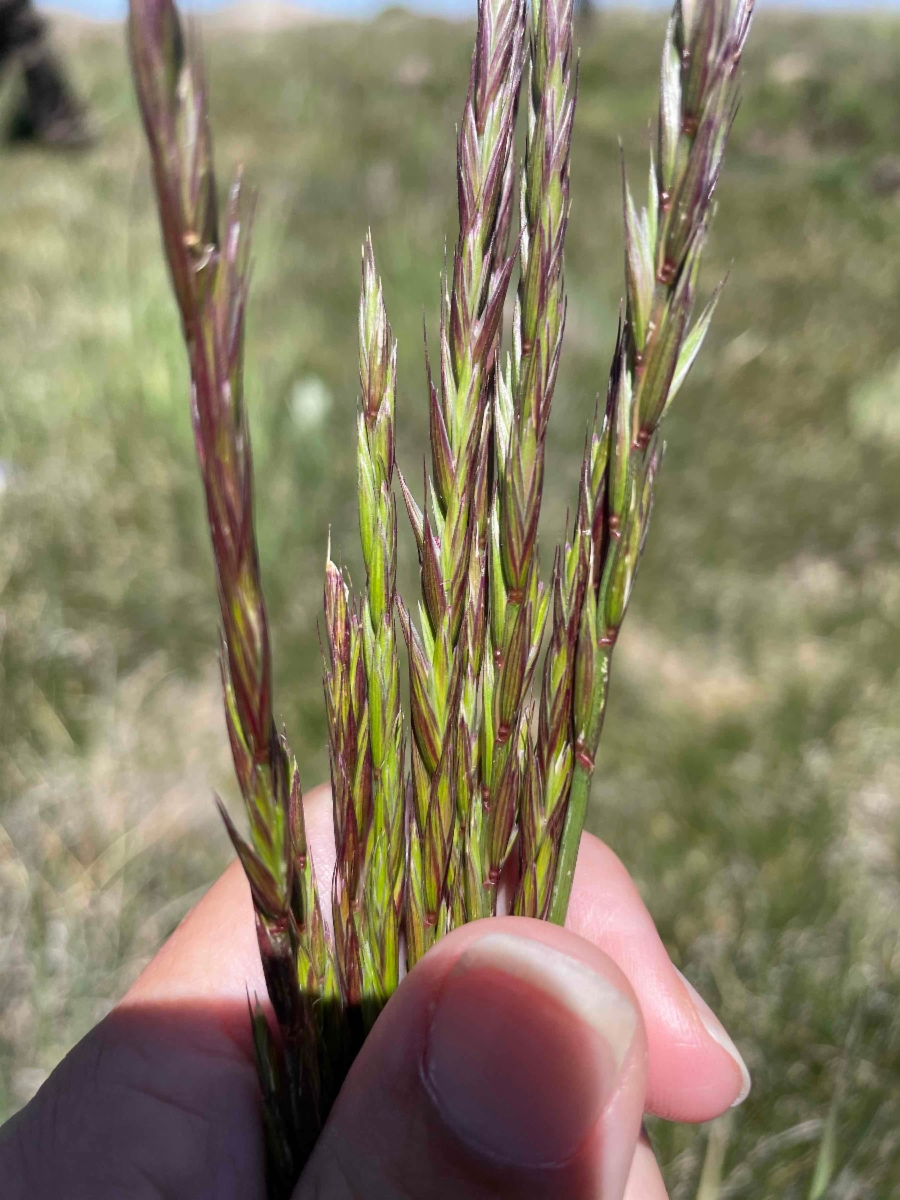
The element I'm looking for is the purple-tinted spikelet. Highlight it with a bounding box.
[483,0,575,915]
[399,0,526,962]
[547,0,754,924]
[129,0,341,1189]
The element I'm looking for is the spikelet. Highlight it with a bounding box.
[398,0,526,962]
[546,0,754,924]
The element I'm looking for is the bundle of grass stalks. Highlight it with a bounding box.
[128,0,752,1190]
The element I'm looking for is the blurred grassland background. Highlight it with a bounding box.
[2,7,900,1195]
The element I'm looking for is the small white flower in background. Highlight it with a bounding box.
[290,376,332,431]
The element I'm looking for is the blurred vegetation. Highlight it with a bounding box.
[2,8,900,1195]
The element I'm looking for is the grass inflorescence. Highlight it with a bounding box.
[128,0,752,1188]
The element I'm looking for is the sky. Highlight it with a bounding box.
[50,0,900,22]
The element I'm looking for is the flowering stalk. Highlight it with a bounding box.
[129,0,341,1188]
[323,239,405,1033]
[323,553,369,1028]
[547,0,754,925]
[482,0,573,913]
[514,498,591,918]
[399,0,525,961]
[356,236,405,1015]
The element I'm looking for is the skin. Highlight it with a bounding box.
[0,784,748,1199]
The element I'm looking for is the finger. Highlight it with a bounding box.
[0,999,265,1200]
[296,919,647,1200]
[622,1130,669,1200]
[567,834,750,1121]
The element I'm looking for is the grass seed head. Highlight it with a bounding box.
[129,0,753,1182]
[546,0,754,925]
[402,0,528,959]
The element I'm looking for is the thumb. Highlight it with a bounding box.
[296,917,648,1200]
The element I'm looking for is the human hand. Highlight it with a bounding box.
[0,784,749,1199]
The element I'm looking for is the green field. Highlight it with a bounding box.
[2,8,900,1194]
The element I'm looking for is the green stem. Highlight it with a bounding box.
[548,758,590,924]
[548,642,612,924]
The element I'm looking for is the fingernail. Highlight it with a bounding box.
[423,932,638,1168]
[675,968,751,1106]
